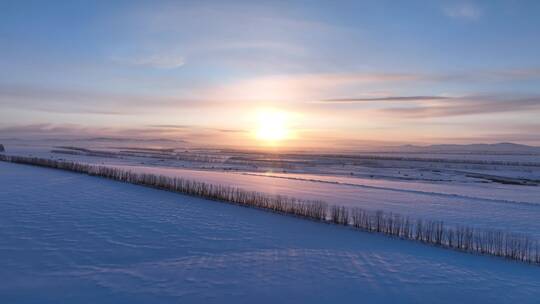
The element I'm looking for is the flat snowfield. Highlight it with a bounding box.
[113,164,540,239]
[1,162,540,303]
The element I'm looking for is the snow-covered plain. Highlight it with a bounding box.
[1,161,540,303]
[3,142,540,241]
[110,164,540,240]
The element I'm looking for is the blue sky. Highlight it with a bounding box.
[1,0,540,148]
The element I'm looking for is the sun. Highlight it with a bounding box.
[255,110,290,143]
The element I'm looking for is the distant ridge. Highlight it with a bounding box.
[84,137,187,143]
[392,143,540,154]
[1,137,187,144]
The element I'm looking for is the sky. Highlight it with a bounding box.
[1,0,540,149]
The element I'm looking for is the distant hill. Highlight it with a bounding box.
[84,137,187,143]
[391,143,540,154]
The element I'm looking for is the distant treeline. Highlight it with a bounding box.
[52,146,225,163]
[1,154,538,265]
[112,147,176,153]
[52,146,118,158]
[317,154,540,167]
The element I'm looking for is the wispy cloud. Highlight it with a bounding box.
[320,96,451,103]
[0,123,187,142]
[148,124,192,129]
[432,68,540,82]
[211,68,540,103]
[2,67,540,116]
[149,124,247,134]
[203,73,423,103]
[111,53,185,69]
[0,124,111,140]
[215,128,247,133]
[315,92,540,119]
[0,84,221,115]
[0,123,253,146]
[381,95,540,118]
[443,3,483,20]
[106,1,372,74]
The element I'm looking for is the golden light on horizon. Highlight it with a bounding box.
[254,109,290,144]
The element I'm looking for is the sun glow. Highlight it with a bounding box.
[255,110,290,144]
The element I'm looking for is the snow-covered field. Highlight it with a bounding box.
[107,164,540,240]
[1,161,540,303]
[3,141,540,241]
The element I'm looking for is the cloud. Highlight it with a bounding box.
[149,124,247,134]
[112,53,185,69]
[320,96,451,103]
[148,124,192,129]
[0,84,224,115]
[215,128,247,133]
[105,2,350,73]
[380,95,540,118]
[0,123,253,147]
[0,123,188,142]
[432,68,540,82]
[315,92,540,119]
[204,73,422,103]
[0,124,108,140]
[443,3,482,20]
[210,68,540,103]
[2,67,540,117]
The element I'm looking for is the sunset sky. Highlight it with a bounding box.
[1,1,540,149]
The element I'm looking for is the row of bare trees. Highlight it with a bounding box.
[1,154,538,265]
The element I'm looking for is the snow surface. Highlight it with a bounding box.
[5,142,540,181]
[1,161,540,303]
[3,142,540,240]
[111,164,540,240]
